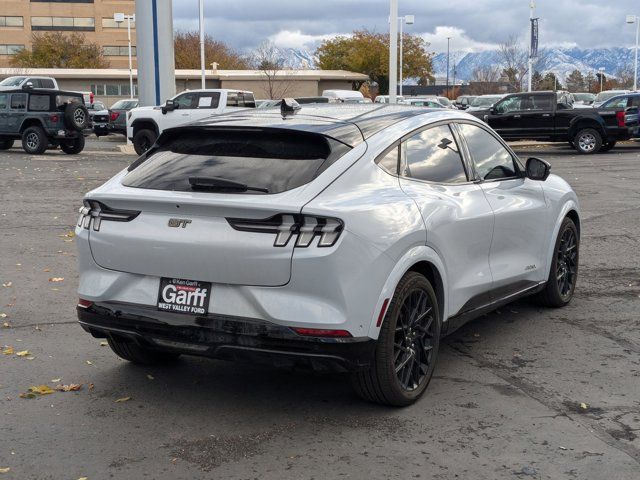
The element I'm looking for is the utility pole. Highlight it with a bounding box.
[199,0,206,89]
[446,37,451,98]
[627,15,639,91]
[528,1,535,92]
[389,0,398,103]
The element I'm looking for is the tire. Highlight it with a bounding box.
[21,126,48,155]
[107,337,180,365]
[64,103,90,131]
[574,128,602,154]
[536,217,579,308]
[60,135,85,154]
[0,139,14,150]
[599,141,616,152]
[133,128,157,155]
[351,272,441,407]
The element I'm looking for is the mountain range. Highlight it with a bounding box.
[274,46,637,83]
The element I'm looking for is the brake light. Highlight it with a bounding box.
[292,328,352,338]
[227,214,344,248]
[49,114,59,123]
[78,298,93,309]
[110,111,120,122]
[77,200,140,232]
[617,110,626,127]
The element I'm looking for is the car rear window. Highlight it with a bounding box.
[123,129,351,194]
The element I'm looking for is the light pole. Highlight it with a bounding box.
[398,14,414,98]
[528,1,535,92]
[626,15,639,91]
[446,37,451,98]
[114,13,135,99]
[598,67,606,92]
[199,0,206,89]
[389,0,398,103]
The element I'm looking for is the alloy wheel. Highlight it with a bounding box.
[556,227,578,298]
[578,133,597,152]
[26,132,39,150]
[393,289,436,391]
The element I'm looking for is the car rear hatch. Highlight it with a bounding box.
[83,126,356,287]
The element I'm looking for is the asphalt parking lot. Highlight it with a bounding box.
[1,138,639,479]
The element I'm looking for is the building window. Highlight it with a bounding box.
[0,45,25,55]
[103,46,137,56]
[31,16,95,31]
[91,83,138,97]
[101,18,135,29]
[0,17,24,27]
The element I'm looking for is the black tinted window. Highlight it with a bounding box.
[40,79,55,88]
[458,123,517,181]
[401,125,467,184]
[10,93,26,109]
[123,129,351,194]
[0,94,7,110]
[29,94,50,111]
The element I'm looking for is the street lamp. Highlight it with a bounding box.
[114,12,135,99]
[398,14,414,98]
[598,67,606,92]
[389,0,398,103]
[446,37,451,99]
[626,15,639,91]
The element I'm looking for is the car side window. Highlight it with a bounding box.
[401,124,468,184]
[10,93,27,110]
[631,97,640,108]
[495,96,521,114]
[28,94,50,111]
[0,94,7,110]
[40,79,55,89]
[376,145,399,175]
[174,93,197,109]
[196,92,221,109]
[607,97,629,109]
[458,123,518,181]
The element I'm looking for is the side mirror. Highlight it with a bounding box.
[489,107,496,114]
[22,81,34,90]
[162,99,177,114]
[526,157,551,181]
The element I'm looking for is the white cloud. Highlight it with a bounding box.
[269,30,340,49]
[420,26,498,54]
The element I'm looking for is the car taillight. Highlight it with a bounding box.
[77,200,140,232]
[292,327,352,338]
[617,110,626,127]
[49,114,59,123]
[227,214,344,248]
[110,111,120,122]
[77,298,93,309]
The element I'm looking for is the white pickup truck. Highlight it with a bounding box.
[127,89,256,155]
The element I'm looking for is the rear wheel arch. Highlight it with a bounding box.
[568,118,604,139]
[131,119,159,137]
[408,261,445,326]
[565,209,581,237]
[19,118,46,134]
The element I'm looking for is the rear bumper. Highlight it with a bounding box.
[78,302,376,372]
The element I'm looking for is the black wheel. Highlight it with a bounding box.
[574,128,602,154]
[537,217,579,307]
[60,135,85,154]
[599,141,616,152]
[21,126,48,155]
[107,337,180,365]
[64,103,90,131]
[352,272,441,406]
[133,128,157,155]
[0,139,14,150]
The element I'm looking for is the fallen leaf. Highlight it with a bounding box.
[0,313,6,319]
[115,396,131,403]
[51,378,61,383]
[78,477,88,480]
[15,350,30,357]
[15,263,21,266]
[2,346,14,355]
[58,231,75,239]
[26,356,34,360]
[28,385,55,395]
[49,277,64,282]
[19,392,37,399]
[580,402,589,410]
[56,384,82,392]
[43,268,50,272]
[146,374,154,380]
[86,360,93,365]
[88,383,94,391]
[2,322,9,329]
[0,467,10,473]
[1,282,11,288]
[99,341,108,347]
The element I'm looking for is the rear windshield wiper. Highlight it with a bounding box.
[188,177,269,194]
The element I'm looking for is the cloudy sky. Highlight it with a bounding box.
[171,0,639,53]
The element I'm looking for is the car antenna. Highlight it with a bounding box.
[281,98,301,118]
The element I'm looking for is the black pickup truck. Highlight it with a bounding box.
[468,91,639,154]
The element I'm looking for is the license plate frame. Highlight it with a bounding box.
[157,277,211,315]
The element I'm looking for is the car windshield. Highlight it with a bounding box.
[595,91,627,102]
[0,76,26,87]
[470,96,502,107]
[437,97,452,106]
[573,93,595,102]
[111,100,138,110]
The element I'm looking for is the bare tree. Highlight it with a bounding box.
[497,35,529,92]
[251,41,294,99]
[468,65,501,94]
[614,65,635,89]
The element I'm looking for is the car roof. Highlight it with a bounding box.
[0,88,83,96]
[188,104,455,147]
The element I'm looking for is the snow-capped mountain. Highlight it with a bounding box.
[263,47,319,69]
[432,47,637,82]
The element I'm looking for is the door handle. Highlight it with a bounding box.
[513,114,521,118]
[542,113,551,117]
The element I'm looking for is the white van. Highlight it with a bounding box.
[322,89,366,103]
[374,95,406,104]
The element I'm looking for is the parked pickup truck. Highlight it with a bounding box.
[468,91,639,154]
[127,89,256,155]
